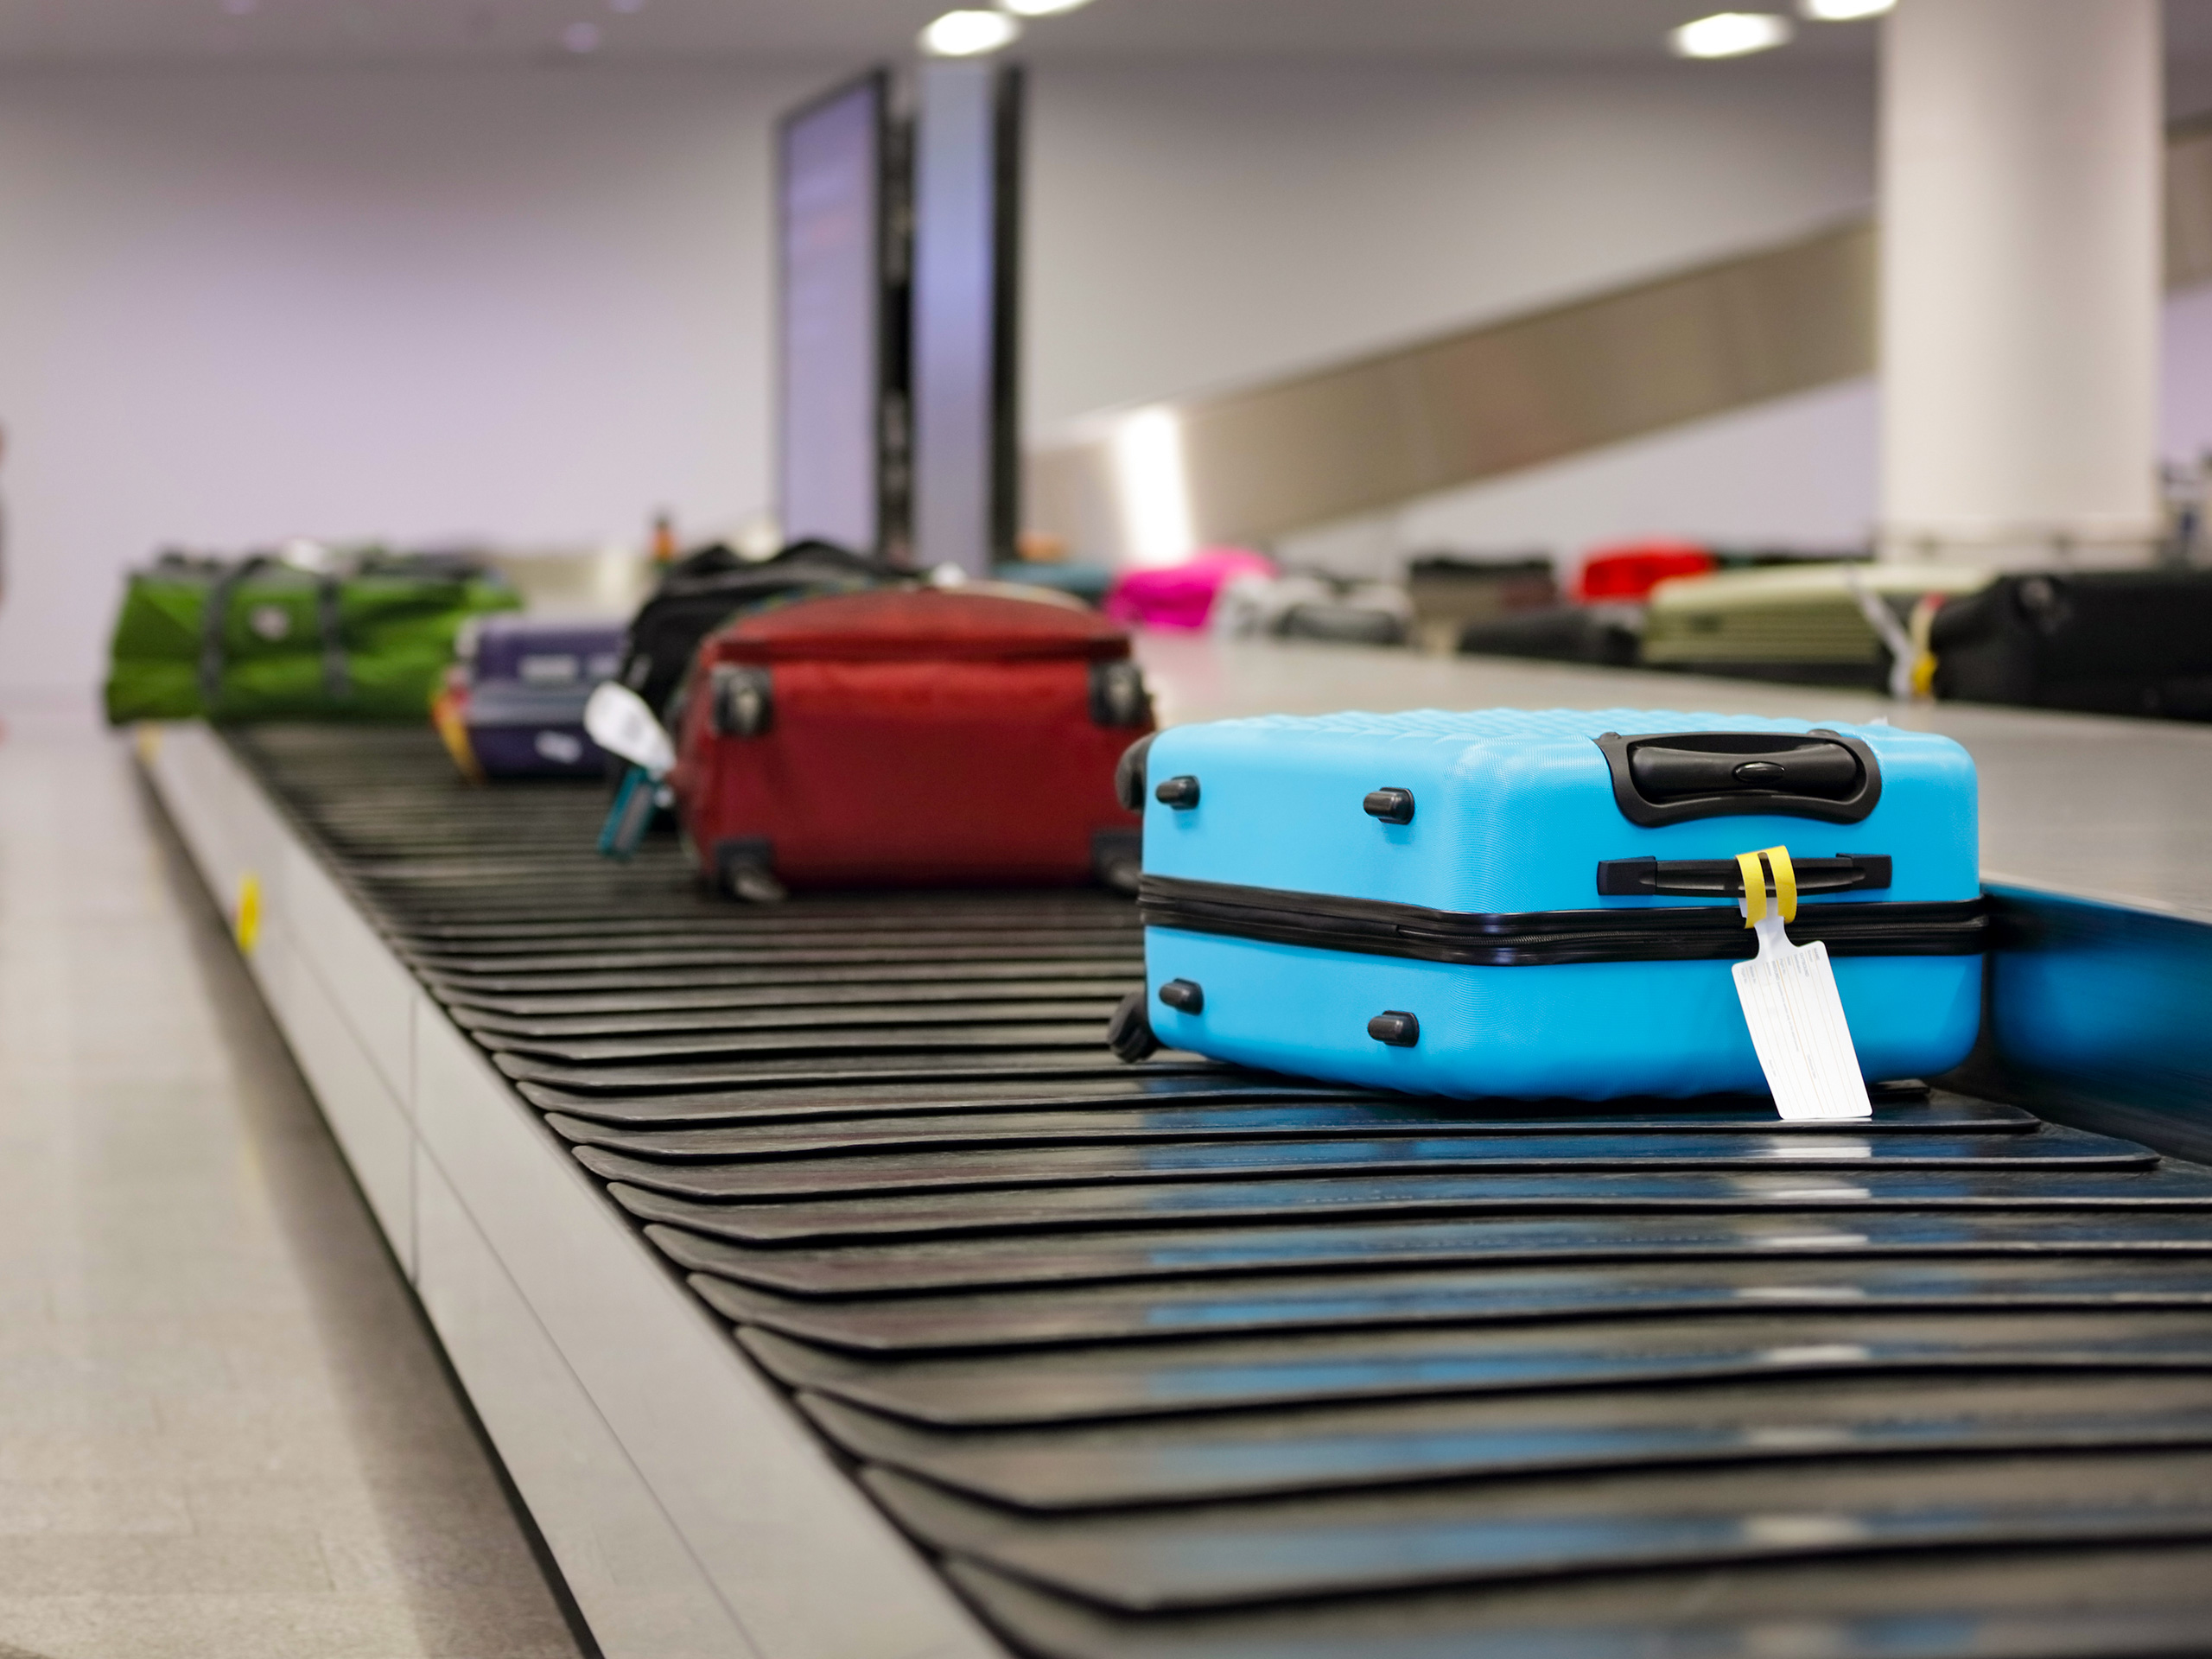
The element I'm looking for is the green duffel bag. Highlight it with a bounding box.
[104,551,521,723]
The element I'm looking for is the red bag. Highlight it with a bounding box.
[671,588,1153,898]
[1573,541,1717,604]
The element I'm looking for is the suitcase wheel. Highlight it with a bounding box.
[1113,734,1157,812]
[1106,991,1160,1063]
[709,664,773,738]
[1089,660,1154,728]
[1154,774,1201,810]
[727,864,788,904]
[1367,1010,1421,1047]
[1363,787,1415,824]
[1091,830,1142,894]
[713,837,786,904]
[1158,978,1204,1014]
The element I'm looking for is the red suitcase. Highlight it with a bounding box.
[1573,541,1717,603]
[670,588,1153,899]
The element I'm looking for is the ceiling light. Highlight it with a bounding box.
[1001,0,1094,16]
[1669,12,1793,58]
[920,10,1021,56]
[220,0,258,15]
[1798,0,1891,16]
[608,0,646,13]
[560,20,602,52]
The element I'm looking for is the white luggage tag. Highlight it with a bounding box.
[1730,844,1872,1122]
[585,683,676,861]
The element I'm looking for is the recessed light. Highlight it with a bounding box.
[1799,0,1891,16]
[1669,12,1794,58]
[560,20,602,53]
[920,10,1021,56]
[1001,0,1094,16]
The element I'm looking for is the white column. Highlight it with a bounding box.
[1880,0,2162,567]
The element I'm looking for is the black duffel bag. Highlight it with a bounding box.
[1929,569,2212,721]
[615,539,898,721]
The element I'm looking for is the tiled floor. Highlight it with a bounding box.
[0,696,583,1659]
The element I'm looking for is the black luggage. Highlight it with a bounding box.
[1456,604,1640,667]
[1929,569,2212,721]
[615,539,896,721]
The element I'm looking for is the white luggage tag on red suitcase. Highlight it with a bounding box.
[1731,845,1872,1122]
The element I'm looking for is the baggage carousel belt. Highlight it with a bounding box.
[226,725,2212,1658]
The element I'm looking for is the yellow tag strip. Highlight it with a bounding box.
[431,687,486,786]
[1735,845,1800,927]
[234,871,263,956]
[1764,844,1799,922]
[1736,850,1768,927]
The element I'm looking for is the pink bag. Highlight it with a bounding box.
[1104,548,1277,632]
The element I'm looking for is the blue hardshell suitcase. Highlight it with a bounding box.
[1124,709,1986,1099]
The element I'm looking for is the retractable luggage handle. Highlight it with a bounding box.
[1593,728,1881,826]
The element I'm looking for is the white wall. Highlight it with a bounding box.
[1277,378,1883,578]
[1022,61,1880,434]
[14,53,2191,691]
[0,64,821,694]
[1029,60,2212,580]
[3,57,1898,695]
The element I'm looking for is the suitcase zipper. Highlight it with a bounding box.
[1136,876,1986,967]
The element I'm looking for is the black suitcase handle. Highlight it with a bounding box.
[1596,853,1891,899]
[1593,729,1881,826]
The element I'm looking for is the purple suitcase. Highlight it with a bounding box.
[461,615,625,778]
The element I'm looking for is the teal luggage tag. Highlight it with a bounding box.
[599,766,664,859]
[585,684,677,861]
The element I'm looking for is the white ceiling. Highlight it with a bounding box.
[0,0,2207,71]
[0,0,1897,69]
